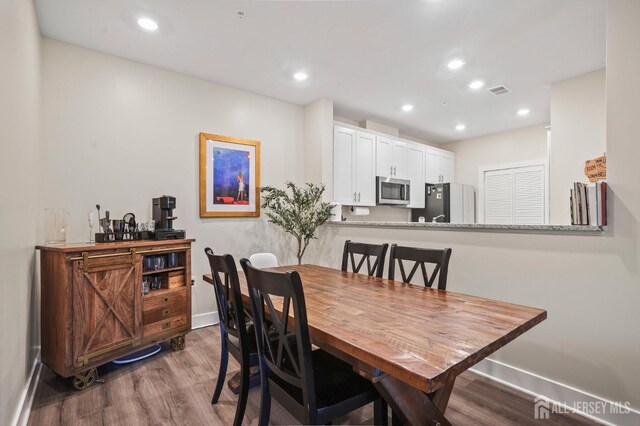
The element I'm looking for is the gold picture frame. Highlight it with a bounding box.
[199,133,261,217]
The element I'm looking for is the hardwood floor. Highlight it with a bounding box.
[28,327,596,426]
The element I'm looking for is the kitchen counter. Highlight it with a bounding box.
[327,221,605,234]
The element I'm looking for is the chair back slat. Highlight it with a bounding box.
[240,259,317,413]
[389,245,452,290]
[341,240,389,277]
[204,248,250,341]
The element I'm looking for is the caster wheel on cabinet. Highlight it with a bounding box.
[72,368,99,390]
[171,335,186,351]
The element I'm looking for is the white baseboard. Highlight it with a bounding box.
[471,358,640,426]
[191,311,219,330]
[12,349,41,426]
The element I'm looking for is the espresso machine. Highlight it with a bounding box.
[151,196,186,240]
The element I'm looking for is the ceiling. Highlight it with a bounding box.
[34,0,606,143]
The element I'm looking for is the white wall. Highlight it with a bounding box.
[41,39,306,321]
[308,1,640,415]
[304,99,334,200]
[446,124,548,187]
[550,69,607,224]
[0,0,41,424]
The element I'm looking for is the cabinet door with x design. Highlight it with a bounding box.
[71,256,143,368]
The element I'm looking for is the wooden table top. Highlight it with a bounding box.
[203,264,546,393]
[36,239,196,253]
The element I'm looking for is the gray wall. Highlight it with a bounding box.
[0,0,41,424]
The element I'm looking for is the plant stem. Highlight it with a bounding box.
[296,235,303,265]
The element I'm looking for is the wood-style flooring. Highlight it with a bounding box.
[27,327,596,426]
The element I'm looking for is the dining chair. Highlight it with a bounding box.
[204,248,259,426]
[388,244,452,290]
[341,240,389,278]
[240,259,387,426]
[249,252,278,269]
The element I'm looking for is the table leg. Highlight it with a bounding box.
[227,366,260,394]
[373,375,455,426]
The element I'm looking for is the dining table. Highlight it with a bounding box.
[203,264,546,426]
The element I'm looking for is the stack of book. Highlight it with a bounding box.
[570,182,607,226]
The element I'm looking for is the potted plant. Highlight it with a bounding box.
[261,182,333,265]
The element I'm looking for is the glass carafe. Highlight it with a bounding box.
[44,208,70,244]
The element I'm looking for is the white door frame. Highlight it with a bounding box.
[477,159,550,224]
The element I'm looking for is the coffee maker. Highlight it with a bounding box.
[151,196,186,240]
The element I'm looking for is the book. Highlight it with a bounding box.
[587,184,597,226]
[580,183,588,225]
[600,182,607,226]
[573,182,581,225]
[570,190,575,225]
[569,181,607,226]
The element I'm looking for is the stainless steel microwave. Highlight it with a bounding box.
[376,177,410,205]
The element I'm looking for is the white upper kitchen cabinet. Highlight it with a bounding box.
[391,140,407,178]
[333,125,376,206]
[425,147,441,184]
[354,131,376,205]
[441,151,455,183]
[333,126,356,204]
[425,147,455,184]
[376,136,393,178]
[406,143,426,208]
[376,136,406,178]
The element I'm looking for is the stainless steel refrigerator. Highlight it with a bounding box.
[411,183,476,223]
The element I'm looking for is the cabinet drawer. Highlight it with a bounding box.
[143,289,187,325]
[143,314,188,339]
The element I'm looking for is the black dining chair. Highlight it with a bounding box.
[240,259,387,426]
[204,248,259,426]
[341,240,389,278]
[388,244,453,290]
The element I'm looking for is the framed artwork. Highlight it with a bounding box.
[199,133,261,217]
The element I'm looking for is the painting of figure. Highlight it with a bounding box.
[212,148,251,205]
[200,133,261,217]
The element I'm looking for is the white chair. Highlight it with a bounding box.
[248,252,278,269]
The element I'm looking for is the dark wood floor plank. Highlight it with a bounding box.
[27,326,595,426]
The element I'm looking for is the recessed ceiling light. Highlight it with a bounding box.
[469,80,485,90]
[401,104,414,112]
[293,71,308,81]
[517,108,530,116]
[447,59,465,70]
[456,124,466,131]
[137,17,158,31]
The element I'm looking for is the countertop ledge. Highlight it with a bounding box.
[326,221,606,234]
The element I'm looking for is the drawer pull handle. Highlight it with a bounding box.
[162,322,171,330]
[162,297,169,303]
[162,309,171,317]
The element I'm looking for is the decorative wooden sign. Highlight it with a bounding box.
[584,155,606,182]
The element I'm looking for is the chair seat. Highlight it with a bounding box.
[269,349,376,409]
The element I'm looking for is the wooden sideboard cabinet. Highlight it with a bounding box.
[36,239,195,388]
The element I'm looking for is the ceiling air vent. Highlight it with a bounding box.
[488,85,511,95]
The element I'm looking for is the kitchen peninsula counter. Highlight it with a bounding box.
[327,221,605,234]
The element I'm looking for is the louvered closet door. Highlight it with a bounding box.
[484,169,514,224]
[483,164,546,224]
[513,165,545,224]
